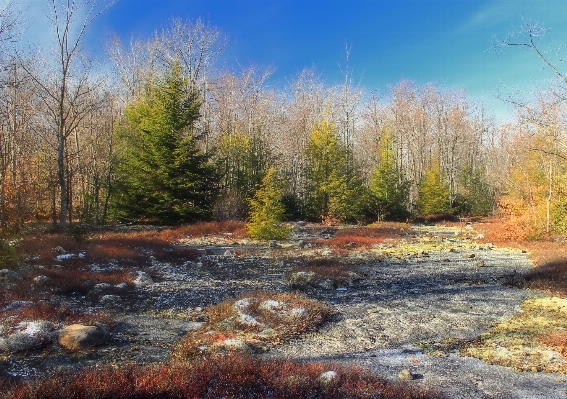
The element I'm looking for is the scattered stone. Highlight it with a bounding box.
[0,269,22,283]
[321,249,333,256]
[475,234,485,240]
[398,369,415,381]
[114,282,128,289]
[234,298,251,312]
[465,253,476,259]
[223,249,234,256]
[464,225,474,230]
[486,243,494,249]
[269,240,280,249]
[475,260,486,268]
[442,258,451,262]
[297,240,306,249]
[318,370,339,386]
[58,324,110,351]
[33,275,51,285]
[133,271,154,287]
[448,248,456,252]
[258,300,284,312]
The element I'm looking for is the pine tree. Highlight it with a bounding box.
[246,167,291,240]
[455,166,494,217]
[368,129,410,221]
[417,163,452,217]
[114,62,219,224]
[303,120,364,223]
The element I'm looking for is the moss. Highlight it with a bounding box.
[460,297,567,373]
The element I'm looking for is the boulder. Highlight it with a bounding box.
[318,370,339,387]
[0,269,22,283]
[0,321,57,352]
[99,295,121,307]
[398,369,415,381]
[58,324,110,351]
[133,271,154,287]
[33,275,51,285]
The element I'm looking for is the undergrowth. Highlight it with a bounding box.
[3,353,442,399]
[175,291,337,359]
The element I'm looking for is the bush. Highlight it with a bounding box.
[0,240,22,269]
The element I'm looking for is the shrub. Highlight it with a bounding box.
[4,354,441,399]
[0,239,23,269]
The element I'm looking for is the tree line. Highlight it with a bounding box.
[0,1,565,237]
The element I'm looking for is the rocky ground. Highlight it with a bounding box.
[1,224,567,398]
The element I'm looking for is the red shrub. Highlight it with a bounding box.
[5,354,443,399]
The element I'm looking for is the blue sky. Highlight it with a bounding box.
[20,0,567,120]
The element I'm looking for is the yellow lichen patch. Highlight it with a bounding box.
[460,296,567,373]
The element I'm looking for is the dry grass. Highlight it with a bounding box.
[175,291,337,359]
[1,302,114,328]
[460,297,567,373]
[4,353,442,399]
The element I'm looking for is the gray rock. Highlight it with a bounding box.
[33,275,51,285]
[0,321,57,352]
[288,271,315,287]
[99,295,121,307]
[297,240,306,249]
[133,271,154,287]
[318,279,335,290]
[0,269,22,283]
[90,283,112,294]
[53,246,66,254]
[269,240,280,249]
[318,370,339,386]
[58,324,110,351]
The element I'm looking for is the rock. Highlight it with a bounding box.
[269,240,280,249]
[475,260,486,268]
[289,307,307,318]
[114,283,128,289]
[53,246,66,254]
[0,321,57,352]
[318,370,339,386]
[288,271,315,287]
[234,298,252,312]
[33,275,51,285]
[297,240,306,249]
[0,269,22,283]
[465,253,476,259]
[223,249,234,256]
[475,233,485,240]
[464,225,474,230]
[99,295,121,307]
[398,369,415,381]
[90,283,112,294]
[486,243,494,249]
[211,338,252,353]
[321,249,333,256]
[133,271,154,287]
[258,300,285,312]
[318,279,336,290]
[58,324,110,351]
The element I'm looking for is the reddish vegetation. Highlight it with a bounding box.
[4,354,442,399]
[476,218,567,297]
[2,303,114,327]
[313,223,408,248]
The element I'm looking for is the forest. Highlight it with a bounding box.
[0,0,565,239]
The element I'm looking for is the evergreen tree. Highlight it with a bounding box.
[114,63,219,224]
[246,167,291,240]
[417,163,452,216]
[303,120,364,223]
[368,129,410,221]
[455,166,494,217]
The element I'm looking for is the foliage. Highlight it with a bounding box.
[303,120,365,223]
[246,167,291,240]
[4,353,438,399]
[217,132,273,208]
[417,163,452,217]
[113,62,220,224]
[453,166,494,217]
[0,239,22,269]
[368,128,411,221]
